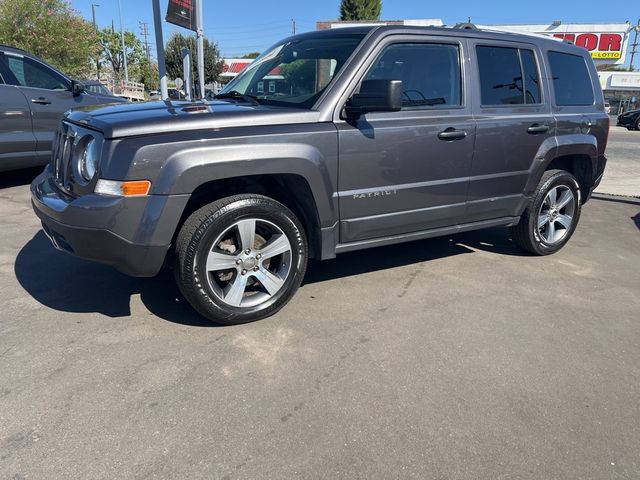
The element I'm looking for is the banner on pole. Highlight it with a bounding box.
[166,0,197,32]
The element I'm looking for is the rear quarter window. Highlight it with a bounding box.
[547,51,594,106]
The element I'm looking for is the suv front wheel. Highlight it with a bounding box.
[175,194,308,325]
[510,169,582,255]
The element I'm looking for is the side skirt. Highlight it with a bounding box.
[334,216,520,254]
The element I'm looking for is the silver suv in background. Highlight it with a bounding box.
[0,45,127,172]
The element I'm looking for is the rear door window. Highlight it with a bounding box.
[547,51,594,106]
[476,45,542,106]
[520,50,541,104]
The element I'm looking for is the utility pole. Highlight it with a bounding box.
[91,3,100,80]
[152,0,168,100]
[117,0,128,81]
[292,18,296,35]
[629,19,640,72]
[139,21,151,65]
[196,0,205,99]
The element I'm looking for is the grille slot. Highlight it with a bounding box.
[52,122,76,192]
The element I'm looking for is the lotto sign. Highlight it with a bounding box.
[484,24,632,64]
[553,32,624,59]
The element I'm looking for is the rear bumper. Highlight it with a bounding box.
[31,167,190,277]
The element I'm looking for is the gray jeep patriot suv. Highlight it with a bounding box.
[31,25,608,324]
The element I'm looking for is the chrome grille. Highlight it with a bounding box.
[50,121,103,196]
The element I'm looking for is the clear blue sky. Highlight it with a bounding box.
[71,0,640,59]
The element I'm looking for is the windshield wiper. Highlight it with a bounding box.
[215,90,260,105]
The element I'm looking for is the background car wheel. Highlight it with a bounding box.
[175,194,308,325]
[510,169,582,256]
[635,118,640,131]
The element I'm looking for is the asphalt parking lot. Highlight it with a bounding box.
[1,125,639,479]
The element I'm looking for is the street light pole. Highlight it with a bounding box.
[196,0,205,99]
[117,0,129,81]
[629,19,640,72]
[91,3,100,80]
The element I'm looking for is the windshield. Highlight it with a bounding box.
[219,33,365,109]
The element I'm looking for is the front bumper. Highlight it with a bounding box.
[31,166,190,277]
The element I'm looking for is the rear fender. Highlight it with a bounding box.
[524,134,598,197]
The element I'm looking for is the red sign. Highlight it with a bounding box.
[552,32,624,59]
[166,0,197,32]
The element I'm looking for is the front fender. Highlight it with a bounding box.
[103,125,340,229]
[161,142,338,226]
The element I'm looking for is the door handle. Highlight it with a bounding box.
[437,128,467,141]
[526,124,550,134]
[31,97,51,105]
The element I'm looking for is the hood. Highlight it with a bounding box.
[65,100,320,139]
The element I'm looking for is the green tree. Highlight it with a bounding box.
[339,0,382,21]
[99,27,145,80]
[0,0,99,77]
[165,32,223,86]
[241,52,261,59]
[138,60,159,91]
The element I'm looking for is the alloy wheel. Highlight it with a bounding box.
[202,218,292,308]
[537,185,576,244]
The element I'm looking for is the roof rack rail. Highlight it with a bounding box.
[454,22,478,30]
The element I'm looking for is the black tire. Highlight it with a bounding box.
[174,194,308,325]
[635,118,640,131]
[510,169,582,256]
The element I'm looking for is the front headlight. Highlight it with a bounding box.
[72,135,99,183]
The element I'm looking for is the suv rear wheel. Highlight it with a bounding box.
[510,169,582,255]
[175,194,308,324]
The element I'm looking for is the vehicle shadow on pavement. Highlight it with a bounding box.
[14,231,213,327]
[16,228,524,326]
[0,168,42,189]
[305,227,527,284]
[591,195,640,231]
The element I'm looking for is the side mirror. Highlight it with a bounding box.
[71,80,85,96]
[345,79,402,117]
